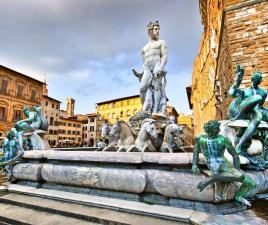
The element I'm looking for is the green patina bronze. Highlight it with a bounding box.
[229,65,268,153]
[0,105,49,179]
[192,120,256,206]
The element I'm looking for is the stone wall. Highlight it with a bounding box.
[191,0,268,135]
[191,0,224,134]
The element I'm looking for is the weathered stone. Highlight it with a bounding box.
[145,170,215,202]
[142,153,190,165]
[22,150,46,159]
[41,164,146,193]
[42,182,141,202]
[45,151,143,163]
[13,163,43,181]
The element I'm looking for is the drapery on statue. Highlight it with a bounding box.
[192,120,256,206]
[229,65,268,153]
[132,21,168,115]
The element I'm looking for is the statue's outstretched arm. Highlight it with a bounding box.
[132,68,143,81]
[225,137,240,170]
[229,65,244,98]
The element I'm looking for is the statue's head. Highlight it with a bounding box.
[147,21,160,40]
[6,128,17,140]
[22,106,30,117]
[251,71,263,87]
[204,120,220,138]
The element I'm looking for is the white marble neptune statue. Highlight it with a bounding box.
[133,21,168,115]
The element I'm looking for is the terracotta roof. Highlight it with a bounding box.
[43,95,61,103]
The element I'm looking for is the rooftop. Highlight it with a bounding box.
[0,65,44,84]
[96,94,140,105]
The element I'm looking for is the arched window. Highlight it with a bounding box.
[127,110,131,117]
[120,111,124,117]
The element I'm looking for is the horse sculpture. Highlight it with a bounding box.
[127,118,158,152]
[103,120,135,152]
[160,123,183,153]
[101,122,111,139]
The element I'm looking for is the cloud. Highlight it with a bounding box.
[0,0,202,114]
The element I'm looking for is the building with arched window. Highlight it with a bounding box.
[0,65,43,138]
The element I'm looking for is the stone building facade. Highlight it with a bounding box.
[41,80,61,147]
[190,0,268,135]
[96,95,142,125]
[0,65,43,138]
[87,113,97,147]
[58,111,83,147]
[42,95,61,147]
[177,113,193,128]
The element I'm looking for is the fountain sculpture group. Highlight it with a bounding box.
[2,21,268,214]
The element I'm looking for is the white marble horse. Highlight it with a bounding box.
[103,120,135,152]
[127,118,158,152]
[160,123,182,153]
[101,122,111,139]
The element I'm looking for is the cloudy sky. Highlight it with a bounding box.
[0,0,203,114]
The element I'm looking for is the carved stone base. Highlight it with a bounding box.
[24,130,50,150]
[10,150,268,212]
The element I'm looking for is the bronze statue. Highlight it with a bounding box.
[192,120,256,206]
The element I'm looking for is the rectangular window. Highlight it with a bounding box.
[31,89,37,101]
[1,79,8,94]
[56,105,59,110]
[90,118,95,123]
[52,103,54,108]
[0,107,7,121]
[17,85,23,98]
[90,126,94,131]
[50,117,54,126]
[13,109,22,122]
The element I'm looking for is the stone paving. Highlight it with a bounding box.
[0,184,267,225]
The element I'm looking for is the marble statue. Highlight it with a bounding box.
[133,21,168,114]
[160,123,183,153]
[103,120,135,152]
[101,120,111,139]
[192,120,256,206]
[229,65,268,153]
[127,118,158,152]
